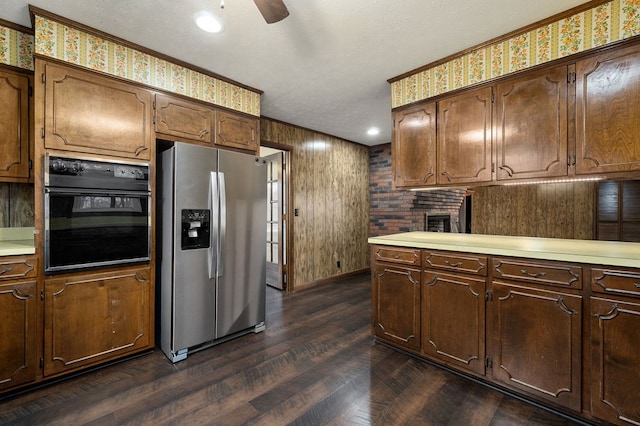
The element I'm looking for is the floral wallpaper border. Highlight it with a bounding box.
[0,13,261,117]
[391,0,640,108]
[0,23,34,70]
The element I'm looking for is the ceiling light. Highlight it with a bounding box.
[194,11,224,33]
[367,127,380,136]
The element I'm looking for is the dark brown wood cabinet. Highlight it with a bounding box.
[392,102,437,187]
[371,246,421,351]
[215,109,259,154]
[488,257,583,412]
[495,65,569,181]
[590,266,640,425]
[437,86,493,185]
[0,67,31,182]
[43,267,153,377]
[154,93,214,144]
[575,42,640,176]
[0,255,38,392]
[41,61,153,160]
[422,251,486,375]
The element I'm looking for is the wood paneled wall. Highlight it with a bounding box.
[472,182,595,239]
[260,118,370,289]
[0,183,34,227]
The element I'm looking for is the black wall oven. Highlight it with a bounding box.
[44,154,151,274]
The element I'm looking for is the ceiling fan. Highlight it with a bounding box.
[253,0,289,24]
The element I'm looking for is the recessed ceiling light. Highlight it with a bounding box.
[194,11,224,33]
[367,127,380,136]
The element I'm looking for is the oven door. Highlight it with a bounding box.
[44,188,151,274]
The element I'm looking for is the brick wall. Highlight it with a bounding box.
[369,143,466,236]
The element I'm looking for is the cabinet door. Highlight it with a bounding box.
[495,65,568,181]
[154,93,214,144]
[591,297,640,425]
[215,110,259,154]
[372,263,421,351]
[43,61,153,160]
[488,281,582,411]
[392,102,437,187]
[0,68,30,181]
[576,43,640,175]
[44,268,152,376]
[437,86,492,184]
[422,271,485,375]
[0,280,37,391]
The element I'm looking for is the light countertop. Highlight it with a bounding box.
[0,227,36,256]
[368,232,640,268]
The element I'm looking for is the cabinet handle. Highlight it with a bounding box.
[635,283,640,288]
[445,260,462,267]
[520,269,546,278]
[0,267,13,275]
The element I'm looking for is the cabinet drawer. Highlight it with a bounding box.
[373,246,420,266]
[492,257,582,289]
[591,267,640,298]
[424,251,487,276]
[0,256,37,282]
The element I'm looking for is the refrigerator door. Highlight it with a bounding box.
[216,150,267,339]
[171,143,219,351]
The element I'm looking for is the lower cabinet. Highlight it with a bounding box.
[44,267,153,376]
[371,262,421,351]
[487,281,583,412]
[0,280,37,391]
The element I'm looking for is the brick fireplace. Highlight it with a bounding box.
[369,143,467,237]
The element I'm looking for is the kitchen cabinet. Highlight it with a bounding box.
[392,102,437,187]
[44,266,153,376]
[590,267,640,426]
[422,251,486,376]
[215,109,260,154]
[488,257,583,412]
[371,246,421,351]
[40,60,153,160]
[154,93,214,145]
[575,42,640,176]
[0,255,38,392]
[494,65,569,181]
[437,86,492,185]
[0,67,31,182]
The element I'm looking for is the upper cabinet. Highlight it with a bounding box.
[154,94,214,145]
[391,40,640,188]
[495,65,569,181]
[437,86,493,185]
[0,67,31,182]
[575,42,640,176]
[214,110,260,154]
[392,102,437,187]
[41,61,153,160]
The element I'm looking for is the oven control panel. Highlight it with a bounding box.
[45,155,150,191]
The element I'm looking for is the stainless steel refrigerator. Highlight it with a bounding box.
[159,142,266,363]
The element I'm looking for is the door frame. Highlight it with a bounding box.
[260,140,294,292]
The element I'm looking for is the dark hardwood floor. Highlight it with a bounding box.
[0,273,585,425]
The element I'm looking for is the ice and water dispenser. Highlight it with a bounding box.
[181,209,211,250]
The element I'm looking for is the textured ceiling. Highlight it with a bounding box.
[1,0,588,146]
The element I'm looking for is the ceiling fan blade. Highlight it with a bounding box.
[253,0,289,24]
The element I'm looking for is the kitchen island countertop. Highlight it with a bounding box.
[0,227,36,256]
[368,232,640,268]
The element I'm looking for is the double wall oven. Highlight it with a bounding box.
[44,154,151,274]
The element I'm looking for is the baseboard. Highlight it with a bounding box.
[293,267,370,291]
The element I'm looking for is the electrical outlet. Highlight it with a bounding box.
[337,261,341,268]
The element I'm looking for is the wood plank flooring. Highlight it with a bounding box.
[0,273,585,425]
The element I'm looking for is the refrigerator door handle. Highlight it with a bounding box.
[208,171,218,280]
[218,172,226,277]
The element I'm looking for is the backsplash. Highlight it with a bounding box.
[391,0,640,108]
[0,183,34,227]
